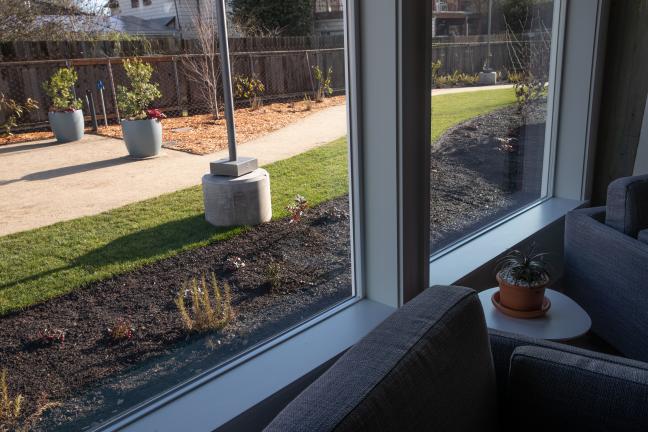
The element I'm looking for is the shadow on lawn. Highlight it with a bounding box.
[0,214,234,292]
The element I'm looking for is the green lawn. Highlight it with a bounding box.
[432,88,516,141]
[0,88,515,315]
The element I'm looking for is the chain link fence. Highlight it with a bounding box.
[0,47,345,131]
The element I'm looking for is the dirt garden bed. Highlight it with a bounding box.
[0,96,345,154]
[0,197,351,431]
[430,100,547,251]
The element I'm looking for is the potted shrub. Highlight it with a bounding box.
[495,245,551,312]
[116,58,165,158]
[42,68,84,143]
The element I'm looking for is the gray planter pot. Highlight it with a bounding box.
[48,110,84,143]
[121,118,162,158]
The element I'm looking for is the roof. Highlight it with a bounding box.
[34,14,179,36]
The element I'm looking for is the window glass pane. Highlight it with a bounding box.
[0,3,351,430]
[430,0,555,253]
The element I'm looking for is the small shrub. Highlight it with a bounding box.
[107,318,134,342]
[233,75,265,110]
[0,93,39,137]
[265,262,282,292]
[116,58,162,120]
[1,369,23,425]
[225,256,246,272]
[312,65,333,102]
[302,93,313,111]
[434,70,479,88]
[37,327,66,345]
[507,70,525,84]
[176,273,233,333]
[431,59,442,85]
[42,68,82,112]
[286,194,308,223]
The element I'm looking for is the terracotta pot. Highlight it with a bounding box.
[496,271,548,311]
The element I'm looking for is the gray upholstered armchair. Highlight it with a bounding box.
[564,174,648,362]
[264,286,648,432]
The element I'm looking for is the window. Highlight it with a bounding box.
[143,0,151,5]
[430,0,559,255]
[0,2,352,431]
[131,0,139,7]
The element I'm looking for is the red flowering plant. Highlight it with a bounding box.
[146,108,167,121]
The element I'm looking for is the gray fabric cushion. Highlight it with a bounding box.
[606,174,648,237]
[564,207,648,361]
[264,286,498,432]
[639,229,648,245]
[507,345,648,432]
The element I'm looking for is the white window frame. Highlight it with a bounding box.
[93,1,609,430]
[429,0,609,285]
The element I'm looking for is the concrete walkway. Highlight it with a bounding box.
[0,84,515,236]
[0,105,347,236]
[432,83,513,96]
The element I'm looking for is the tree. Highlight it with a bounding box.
[231,0,315,36]
[180,0,221,119]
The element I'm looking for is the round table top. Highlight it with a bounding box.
[478,287,591,341]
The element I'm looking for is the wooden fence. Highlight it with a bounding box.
[0,48,346,128]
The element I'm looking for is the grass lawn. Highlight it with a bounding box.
[0,88,515,315]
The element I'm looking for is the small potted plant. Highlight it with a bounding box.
[116,58,165,158]
[495,245,551,312]
[42,67,84,143]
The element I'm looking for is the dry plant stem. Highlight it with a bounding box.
[1,369,22,425]
[176,273,233,333]
[180,0,221,119]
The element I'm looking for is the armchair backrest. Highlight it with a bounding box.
[606,174,648,237]
[264,286,498,432]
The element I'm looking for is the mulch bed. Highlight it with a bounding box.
[98,96,346,155]
[0,197,351,431]
[0,96,346,154]
[430,100,547,250]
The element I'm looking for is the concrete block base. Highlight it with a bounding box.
[210,156,258,177]
[478,71,498,85]
[202,168,272,227]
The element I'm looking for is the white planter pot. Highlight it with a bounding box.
[121,118,162,158]
[48,110,84,143]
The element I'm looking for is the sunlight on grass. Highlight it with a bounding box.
[0,88,514,315]
[432,88,516,141]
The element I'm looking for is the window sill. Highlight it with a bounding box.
[429,197,585,286]
[96,298,394,432]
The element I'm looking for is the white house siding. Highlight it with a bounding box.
[114,0,177,21]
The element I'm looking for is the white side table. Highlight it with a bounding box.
[478,287,592,341]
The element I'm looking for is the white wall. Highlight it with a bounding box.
[115,0,178,20]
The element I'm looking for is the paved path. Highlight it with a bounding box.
[0,84,514,236]
[0,105,347,236]
[432,83,513,96]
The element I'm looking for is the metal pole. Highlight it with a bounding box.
[215,0,237,162]
[487,0,493,70]
[107,58,120,123]
[86,90,99,132]
[99,88,108,126]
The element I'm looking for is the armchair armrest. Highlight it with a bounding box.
[564,207,648,361]
[507,345,648,431]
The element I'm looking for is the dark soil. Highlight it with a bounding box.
[430,100,547,251]
[0,198,352,431]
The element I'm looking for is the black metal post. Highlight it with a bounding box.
[215,0,237,162]
[86,90,99,132]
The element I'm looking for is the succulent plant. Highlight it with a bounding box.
[496,244,551,286]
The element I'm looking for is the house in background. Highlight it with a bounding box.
[314,0,343,36]
[432,0,482,37]
[109,0,344,39]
